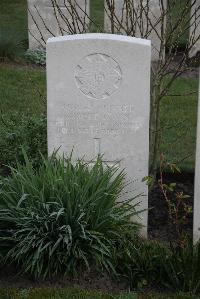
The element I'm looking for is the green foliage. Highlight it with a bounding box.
[162,241,200,294]
[0,153,141,278]
[115,237,200,294]
[25,49,46,66]
[115,239,171,289]
[0,114,47,173]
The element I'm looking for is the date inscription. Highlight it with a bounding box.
[55,104,143,137]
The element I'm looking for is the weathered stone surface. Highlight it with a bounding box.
[28,0,90,49]
[189,0,200,57]
[104,0,167,61]
[47,33,151,236]
[194,71,200,244]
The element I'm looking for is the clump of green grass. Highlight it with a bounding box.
[115,237,200,295]
[0,153,141,278]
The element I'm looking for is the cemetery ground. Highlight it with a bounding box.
[0,56,199,298]
[1,1,200,299]
[0,289,200,299]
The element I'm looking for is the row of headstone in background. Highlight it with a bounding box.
[28,0,200,60]
[28,0,90,49]
[104,0,167,61]
[28,0,165,61]
[47,33,151,237]
[104,0,200,59]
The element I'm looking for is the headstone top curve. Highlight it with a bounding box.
[47,33,151,47]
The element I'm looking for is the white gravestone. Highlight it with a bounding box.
[189,0,200,58]
[47,33,151,237]
[193,70,200,244]
[28,0,90,49]
[104,0,166,61]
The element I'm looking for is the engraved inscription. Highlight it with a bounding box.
[55,104,144,138]
[75,53,122,100]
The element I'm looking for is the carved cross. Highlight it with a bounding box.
[92,138,119,168]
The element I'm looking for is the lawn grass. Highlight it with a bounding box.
[140,294,200,299]
[0,0,28,60]
[0,0,28,42]
[0,289,199,299]
[90,0,104,32]
[0,65,46,120]
[160,77,198,172]
[0,288,137,299]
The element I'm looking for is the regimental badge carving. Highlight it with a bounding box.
[75,53,122,100]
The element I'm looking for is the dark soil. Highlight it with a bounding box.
[0,267,128,292]
[148,172,194,242]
